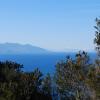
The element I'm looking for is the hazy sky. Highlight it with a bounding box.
[0,0,100,51]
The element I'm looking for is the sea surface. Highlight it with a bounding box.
[0,52,96,74]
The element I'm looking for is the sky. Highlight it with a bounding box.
[0,0,100,51]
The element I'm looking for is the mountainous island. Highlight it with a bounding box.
[0,43,49,54]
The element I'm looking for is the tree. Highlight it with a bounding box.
[93,18,100,99]
[94,18,100,54]
[86,18,100,100]
[0,61,23,100]
[55,51,93,100]
[0,61,52,100]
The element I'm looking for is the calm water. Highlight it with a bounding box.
[0,52,96,74]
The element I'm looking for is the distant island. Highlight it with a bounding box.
[0,43,95,55]
[0,43,49,54]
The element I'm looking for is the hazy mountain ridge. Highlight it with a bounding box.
[0,43,95,55]
[0,43,49,54]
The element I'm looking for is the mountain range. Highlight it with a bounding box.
[0,43,95,55]
[0,43,49,54]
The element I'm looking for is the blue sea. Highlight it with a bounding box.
[0,52,96,74]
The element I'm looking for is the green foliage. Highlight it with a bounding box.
[55,51,93,100]
[0,61,52,100]
[86,66,100,100]
[93,17,100,99]
[94,18,100,55]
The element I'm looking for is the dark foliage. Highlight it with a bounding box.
[0,61,52,100]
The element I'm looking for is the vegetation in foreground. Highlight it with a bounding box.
[0,19,100,100]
